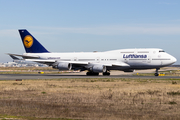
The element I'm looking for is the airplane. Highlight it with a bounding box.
[8,29,177,76]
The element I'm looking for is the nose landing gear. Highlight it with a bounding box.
[154,68,160,76]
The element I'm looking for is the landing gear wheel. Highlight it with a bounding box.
[86,72,99,76]
[154,68,160,76]
[154,73,159,76]
[103,72,110,76]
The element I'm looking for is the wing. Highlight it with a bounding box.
[25,59,89,66]
[8,53,130,70]
[25,59,130,67]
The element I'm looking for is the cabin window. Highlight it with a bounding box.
[152,59,170,60]
[110,59,117,61]
[137,51,149,53]
[121,52,134,53]
[159,50,165,52]
[79,59,95,61]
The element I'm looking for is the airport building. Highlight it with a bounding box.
[0,61,48,67]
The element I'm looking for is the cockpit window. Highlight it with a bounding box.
[159,50,165,52]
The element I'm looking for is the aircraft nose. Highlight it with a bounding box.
[171,56,177,64]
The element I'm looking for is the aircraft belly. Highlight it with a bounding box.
[106,66,130,71]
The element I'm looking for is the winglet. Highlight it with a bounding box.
[19,29,49,53]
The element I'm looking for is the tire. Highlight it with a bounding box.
[154,73,159,76]
[86,72,99,76]
[103,72,110,76]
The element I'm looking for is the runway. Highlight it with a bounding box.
[0,73,180,80]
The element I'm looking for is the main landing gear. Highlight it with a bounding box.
[154,68,160,76]
[86,72,99,76]
[103,72,110,76]
[86,71,110,76]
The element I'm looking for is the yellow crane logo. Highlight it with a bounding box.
[23,35,33,48]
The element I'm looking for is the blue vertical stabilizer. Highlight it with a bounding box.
[19,29,49,53]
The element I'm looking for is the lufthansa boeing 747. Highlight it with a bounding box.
[8,29,177,76]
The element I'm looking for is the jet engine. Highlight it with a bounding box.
[90,65,106,73]
[55,62,72,70]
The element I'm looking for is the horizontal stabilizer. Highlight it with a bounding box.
[9,55,20,60]
[7,53,40,59]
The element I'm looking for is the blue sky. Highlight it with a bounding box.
[0,0,180,64]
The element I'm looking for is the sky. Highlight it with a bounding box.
[0,0,180,64]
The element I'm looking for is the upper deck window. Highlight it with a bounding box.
[137,51,149,53]
[159,50,165,52]
[121,52,134,53]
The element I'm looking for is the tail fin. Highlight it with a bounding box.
[19,29,49,53]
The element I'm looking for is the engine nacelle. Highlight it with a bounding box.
[90,65,106,73]
[56,62,72,70]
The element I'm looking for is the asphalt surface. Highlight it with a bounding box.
[0,73,180,80]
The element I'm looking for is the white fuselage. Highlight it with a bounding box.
[23,48,176,71]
